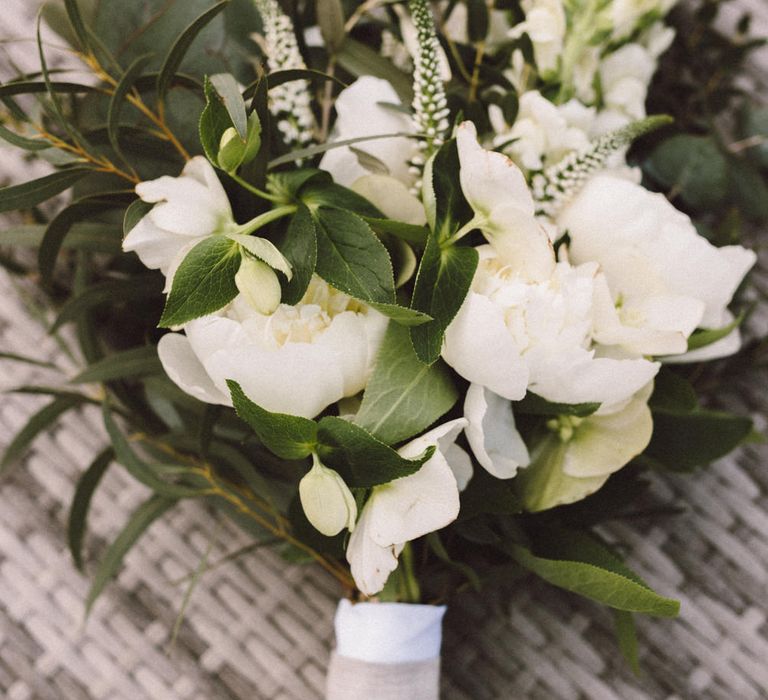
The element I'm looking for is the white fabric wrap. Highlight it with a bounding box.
[326,600,446,700]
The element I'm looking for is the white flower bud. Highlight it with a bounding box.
[235,255,281,315]
[299,455,357,537]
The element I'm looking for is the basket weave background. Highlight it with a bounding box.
[1,2,766,698]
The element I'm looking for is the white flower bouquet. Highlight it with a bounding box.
[1,0,764,696]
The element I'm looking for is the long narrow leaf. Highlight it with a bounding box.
[68,447,114,571]
[107,54,153,169]
[64,0,92,52]
[0,352,56,369]
[0,168,91,213]
[70,345,162,384]
[0,123,50,151]
[0,223,122,254]
[156,1,229,102]
[85,494,175,616]
[1,395,83,476]
[0,81,97,98]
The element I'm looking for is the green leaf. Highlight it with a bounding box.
[686,311,746,351]
[227,380,317,460]
[644,135,729,210]
[0,168,91,214]
[649,369,698,412]
[738,104,768,170]
[159,236,241,328]
[210,72,248,138]
[85,494,175,616]
[0,352,56,369]
[50,274,163,332]
[123,199,153,236]
[68,447,113,571]
[39,192,135,283]
[410,238,478,364]
[507,543,679,617]
[107,53,153,169]
[363,217,428,247]
[0,222,122,255]
[1,396,83,476]
[64,0,93,52]
[70,345,163,384]
[274,204,317,305]
[356,322,458,444]
[313,207,395,305]
[460,468,522,519]
[368,303,432,326]
[429,138,473,243]
[466,0,490,41]
[256,68,348,92]
[0,81,97,98]
[646,409,753,471]
[614,610,641,675]
[515,392,601,417]
[336,38,413,104]
[0,123,50,151]
[302,182,382,218]
[317,416,434,488]
[156,0,229,102]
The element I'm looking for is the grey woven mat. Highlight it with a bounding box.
[1,2,767,698]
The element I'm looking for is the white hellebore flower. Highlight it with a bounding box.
[558,175,757,359]
[123,157,233,282]
[299,454,357,537]
[319,77,418,188]
[517,384,654,511]
[443,247,660,406]
[346,419,470,596]
[157,276,387,418]
[455,121,555,283]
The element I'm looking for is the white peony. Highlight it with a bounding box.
[346,420,470,596]
[442,247,660,406]
[123,157,234,281]
[558,174,757,358]
[319,77,417,188]
[157,276,387,418]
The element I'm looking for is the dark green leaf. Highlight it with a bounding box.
[356,322,458,444]
[0,352,56,369]
[107,53,153,169]
[64,0,93,52]
[210,72,247,138]
[0,123,50,151]
[460,468,522,519]
[0,168,91,214]
[313,207,395,304]
[70,345,163,384]
[369,303,432,326]
[302,182,382,217]
[410,238,478,364]
[428,138,473,243]
[227,380,317,460]
[686,311,746,351]
[614,611,641,675]
[274,204,317,305]
[648,369,698,412]
[123,200,153,235]
[1,396,83,476]
[515,392,601,417]
[257,68,348,92]
[68,447,113,571]
[85,494,175,616]
[0,223,122,255]
[156,0,229,102]
[317,416,434,487]
[466,0,489,41]
[363,217,428,247]
[336,38,413,104]
[0,81,97,98]
[159,236,241,328]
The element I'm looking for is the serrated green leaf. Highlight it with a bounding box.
[85,493,175,616]
[356,322,457,444]
[70,345,163,384]
[301,182,382,218]
[68,447,113,571]
[156,0,229,102]
[317,416,434,487]
[227,380,317,460]
[210,72,247,139]
[507,542,679,616]
[430,138,474,243]
[363,216,428,247]
[226,233,291,277]
[410,238,478,364]
[1,396,83,476]
[273,204,317,305]
[159,236,241,328]
[313,207,395,305]
[515,392,601,417]
[368,303,432,326]
[0,168,91,213]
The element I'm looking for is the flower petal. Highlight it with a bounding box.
[346,504,403,596]
[157,333,231,405]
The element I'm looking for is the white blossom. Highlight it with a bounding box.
[508,0,566,79]
[299,455,357,537]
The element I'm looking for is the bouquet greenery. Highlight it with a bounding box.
[0,0,765,688]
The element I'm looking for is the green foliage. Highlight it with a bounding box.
[515,393,601,417]
[70,346,163,384]
[0,168,92,213]
[356,322,458,444]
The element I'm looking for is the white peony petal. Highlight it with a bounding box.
[464,384,529,479]
[444,443,474,491]
[346,504,404,596]
[443,292,529,401]
[157,333,231,406]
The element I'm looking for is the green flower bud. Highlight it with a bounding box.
[216,112,262,173]
[235,255,281,315]
[299,454,357,537]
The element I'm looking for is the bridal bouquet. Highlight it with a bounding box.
[1,0,764,696]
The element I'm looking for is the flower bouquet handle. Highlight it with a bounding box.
[326,601,444,700]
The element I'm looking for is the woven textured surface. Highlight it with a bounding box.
[1,2,767,698]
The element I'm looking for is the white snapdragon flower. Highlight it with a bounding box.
[558,175,757,359]
[346,419,470,596]
[319,77,418,188]
[123,157,233,281]
[441,2,512,45]
[517,384,654,511]
[508,0,566,78]
[611,0,677,41]
[443,247,660,406]
[489,92,594,172]
[157,276,387,418]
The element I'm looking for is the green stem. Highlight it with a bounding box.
[400,543,421,603]
[231,173,284,203]
[234,205,297,236]
[446,213,484,246]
